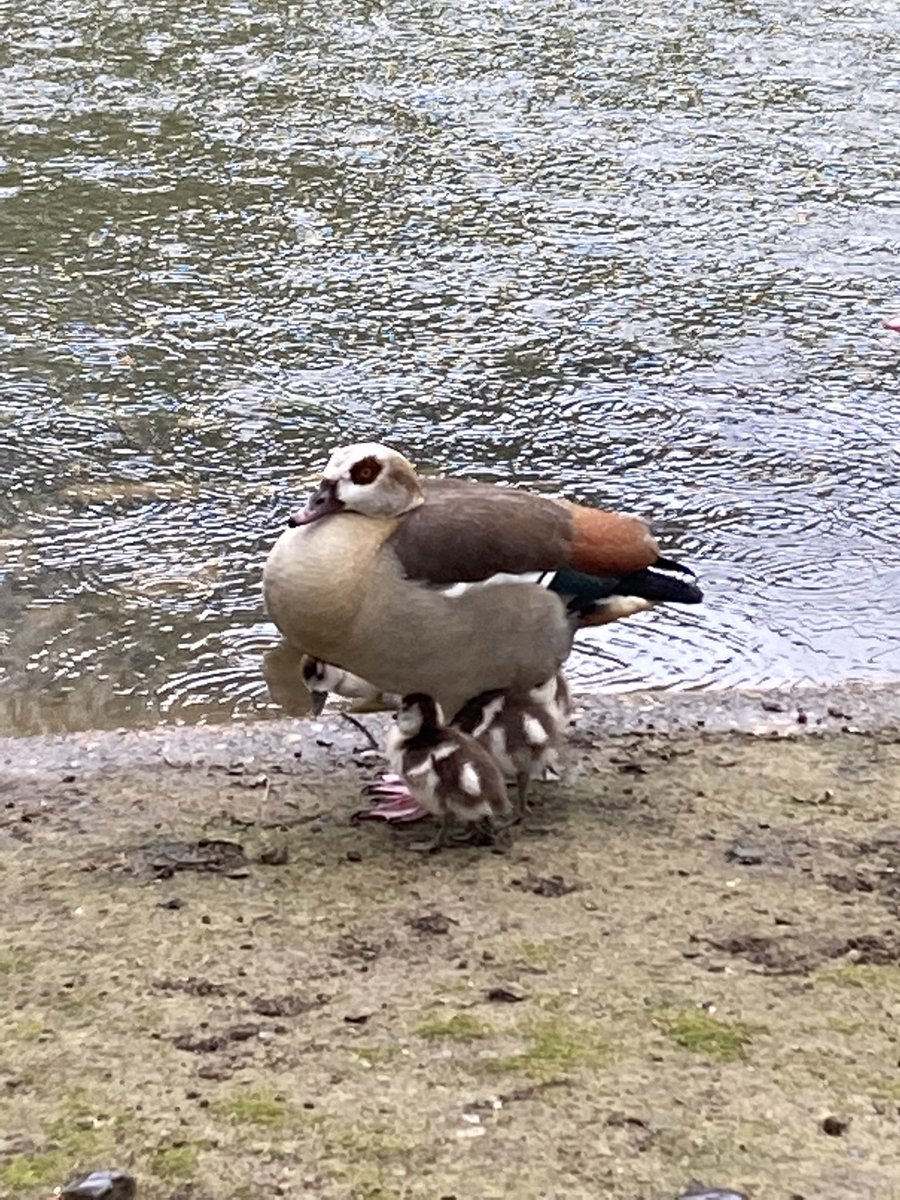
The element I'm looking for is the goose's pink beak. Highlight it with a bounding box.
[289,481,344,526]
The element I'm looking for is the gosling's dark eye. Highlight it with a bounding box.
[350,455,381,485]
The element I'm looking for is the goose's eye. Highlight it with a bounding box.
[350,456,381,485]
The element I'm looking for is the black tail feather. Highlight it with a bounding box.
[653,554,696,578]
[614,565,703,604]
[550,561,703,611]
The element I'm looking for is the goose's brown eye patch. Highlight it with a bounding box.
[350,456,382,485]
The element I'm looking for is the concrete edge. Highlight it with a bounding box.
[1,682,898,780]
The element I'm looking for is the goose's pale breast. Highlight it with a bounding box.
[262,514,395,663]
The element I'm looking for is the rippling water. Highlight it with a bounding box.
[1,0,899,734]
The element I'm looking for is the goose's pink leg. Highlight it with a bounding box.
[351,775,430,823]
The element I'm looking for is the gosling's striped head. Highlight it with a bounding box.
[298,655,331,715]
[395,692,443,739]
[300,655,344,693]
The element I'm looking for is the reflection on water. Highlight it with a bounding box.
[1,0,899,734]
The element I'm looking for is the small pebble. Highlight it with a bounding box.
[259,844,290,866]
[485,986,525,1003]
[821,1114,849,1136]
[675,1187,747,1200]
[55,1170,137,1200]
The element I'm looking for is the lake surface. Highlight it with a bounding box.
[1,0,899,735]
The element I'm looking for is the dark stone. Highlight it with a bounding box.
[251,993,327,1018]
[821,1114,849,1136]
[258,844,290,866]
[675,1183,747,1200]
[510,874,579,898]
[407,912,456,935]
[485,987,525,1003]
[58,1171,137,1200]
[154,977,227,997]
[725,843,764,866]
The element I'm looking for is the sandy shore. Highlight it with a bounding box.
[1,685,899,1199]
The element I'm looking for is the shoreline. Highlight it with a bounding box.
[2,680,899,778]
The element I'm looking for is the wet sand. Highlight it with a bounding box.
[1,686,900,1199]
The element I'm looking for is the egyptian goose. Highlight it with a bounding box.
[263,442,702,721]
[386,693,512,851]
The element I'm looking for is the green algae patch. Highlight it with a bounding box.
[825,963,900,990]
[485,1016,607,1077]
[0,1152,70,1191]
[8,1018,45,1042]
[0,949,35,978]
[416,1012,491,1040]
[654,1008,759,1062]
[148,1143,200,1181]
[216,1091,296,1128]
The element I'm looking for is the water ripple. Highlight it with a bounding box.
[1,0,899,732]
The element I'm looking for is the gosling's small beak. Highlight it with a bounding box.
[309,690,328,717]
[289,480,344,527]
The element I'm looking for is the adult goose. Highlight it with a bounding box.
[263,442,702,723]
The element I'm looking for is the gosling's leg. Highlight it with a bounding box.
[513,770,531,822]
[410,809,453,853]
[488,813,513,850]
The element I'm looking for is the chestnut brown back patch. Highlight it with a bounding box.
[350,455,383,486]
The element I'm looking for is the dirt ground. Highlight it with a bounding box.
[2,689,900,1200]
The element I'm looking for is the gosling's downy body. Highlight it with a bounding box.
[453,672,572,817]
[387,693,512,850]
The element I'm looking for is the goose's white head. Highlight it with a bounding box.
[289,442,425,526]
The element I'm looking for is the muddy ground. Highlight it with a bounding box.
[2,687,900,1200]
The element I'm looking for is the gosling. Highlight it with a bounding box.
[387,693,513,851]
[452,672,571,819]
